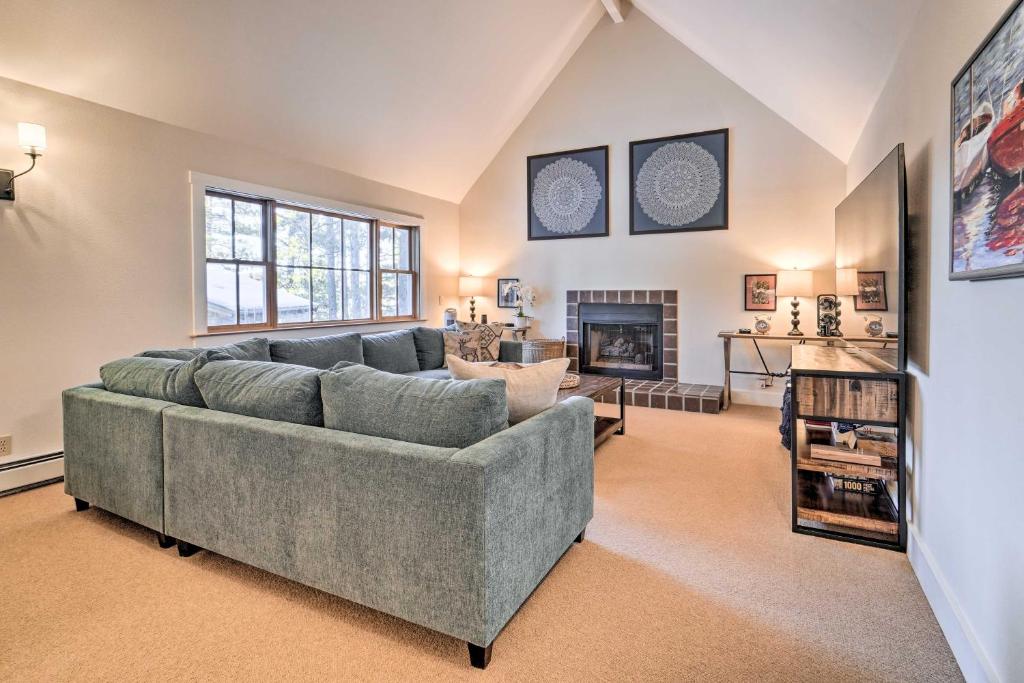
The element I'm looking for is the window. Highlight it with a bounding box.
[204,190,419,331]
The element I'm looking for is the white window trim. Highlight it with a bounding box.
[189,171,424,335]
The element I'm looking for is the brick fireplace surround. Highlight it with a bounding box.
[566,289,722,414]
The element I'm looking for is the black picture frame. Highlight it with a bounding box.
[743,273,777,311]
[527,145,609,241]
[630,128,729,235]
[949,0,1024,280]
[497,278,519,308]
[854,271,888,311]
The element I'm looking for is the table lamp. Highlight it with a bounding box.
[458,276,486,322]
[776,269,813,336]
[835,268,859,337]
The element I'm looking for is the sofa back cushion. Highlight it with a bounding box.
[137,337,272,362]
[194,360,323,426]
[320,363,507,448]
[269,332,363,369]
[411,327,449,370]
[101,350,228,407]
[361,329,420,374]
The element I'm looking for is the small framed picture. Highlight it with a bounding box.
[855,271,888,310]
[744,273,777,311]
[497,278,519,308]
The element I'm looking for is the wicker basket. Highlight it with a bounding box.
[521,338,566,364]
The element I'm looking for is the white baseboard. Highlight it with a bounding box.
[0,455,64,495]
[908,526,999,683]
[729,388,784,408]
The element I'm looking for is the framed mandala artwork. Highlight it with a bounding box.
[630,129,728,235]
[527,145,609,240]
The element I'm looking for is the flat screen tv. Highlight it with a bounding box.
[834,143,907,371]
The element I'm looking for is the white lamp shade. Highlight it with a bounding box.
[836,268,859,296]
[18,122,47,153]
[458,276,485,297]
[776,269,813,297]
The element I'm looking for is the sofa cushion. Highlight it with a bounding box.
[411,326,448,370]
[404,368,452,380]
[361,329,420,374]
[101,350,228,407]
[138,337,271,362]
[446,355,570,424]
[443,322,503,366]
[194,360,323,426]
[321,363,507,448]
[269,332,363,369]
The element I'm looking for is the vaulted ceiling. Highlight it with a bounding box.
[0,0,923,202]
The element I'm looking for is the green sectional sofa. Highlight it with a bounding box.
[62,327,592,669]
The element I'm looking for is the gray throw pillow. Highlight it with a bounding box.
[269,332,363,369]
[320,363,507,448]
[101,350,229,407]
[138,337,271,362]
[194,360,323,426]
[361,329,420,374]
[411,327,446,371]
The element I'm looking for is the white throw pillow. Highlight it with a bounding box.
[446,355,570,424]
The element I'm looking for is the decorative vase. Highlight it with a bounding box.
[513,315,531,329]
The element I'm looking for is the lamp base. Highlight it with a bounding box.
[0,170,13,201]
[787,297,803,336]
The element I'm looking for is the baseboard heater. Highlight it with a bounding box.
[0,452,64,497]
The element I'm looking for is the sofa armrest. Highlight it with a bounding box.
[498,339,522,362]
[452,396,595,644]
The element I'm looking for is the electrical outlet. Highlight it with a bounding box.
[0,435,11,457]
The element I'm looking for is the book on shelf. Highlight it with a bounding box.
[809,443,897,469]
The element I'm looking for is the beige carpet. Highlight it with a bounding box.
[0,404,961,681]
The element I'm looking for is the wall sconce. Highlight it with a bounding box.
[2,123,47,202]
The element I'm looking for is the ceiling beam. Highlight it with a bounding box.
[600,0,625,23]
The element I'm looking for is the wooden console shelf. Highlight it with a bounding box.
[790,344,907,551]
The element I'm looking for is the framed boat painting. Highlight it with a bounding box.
[951,0,1024,280]
[630,129,728,235]
[527,146,608,240]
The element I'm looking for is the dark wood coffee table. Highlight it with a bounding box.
[557,374,624,447]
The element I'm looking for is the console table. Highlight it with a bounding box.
[717,332,896,410]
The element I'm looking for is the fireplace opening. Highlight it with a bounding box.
[578,302,663,380]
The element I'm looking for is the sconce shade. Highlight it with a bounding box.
[18,123,47,154]
[458,276,485,298]
[836,268,859,296]
[776,269,813,297]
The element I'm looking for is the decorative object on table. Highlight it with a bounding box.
[446,355,571,424]
[854,271,888,310]
[835,267,859,336]
[753,315,772,335]
[1,122,47,202]
[743,273,777,311]
[527,146,608,240]
[559,373,581,389]
[502,281,537,329]
[951,0,1024,281]
[443,307,457,327]
[737,328,752,334]
[864,315,884,337]
[816,294,840,337]
[497,278,519,308]
[458,275,487,322]
[630,128,728,234]
[442,321,504,365]
[776,268,813,336]
[481,314,488,324]
[521,338,566,364]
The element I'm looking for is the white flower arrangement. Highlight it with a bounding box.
[506,282,537,318]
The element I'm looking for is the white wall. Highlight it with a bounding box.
[0,76,460,463]
[847,1,1023,680]
[459,11,846,403]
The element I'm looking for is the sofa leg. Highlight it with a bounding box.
[574,527,586,543]
[156,533,176,549]
[468,642,492,669]
[176,540,201,557]
[74,498,89,512]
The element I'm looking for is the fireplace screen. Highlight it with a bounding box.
[584,323,658,373]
